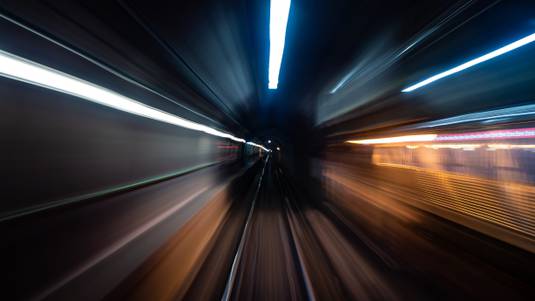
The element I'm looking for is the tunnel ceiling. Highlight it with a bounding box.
[3,0,535,143]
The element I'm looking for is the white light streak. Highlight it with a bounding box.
[402,32,535,92]
[424,144,481,150]
[436,128,535,141]
[0,50,271,150]
[268,0,291,89]
[348,128,535,147]
[246,141,270,152]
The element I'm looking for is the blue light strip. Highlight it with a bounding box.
[407,103,535,129]
[402,32,535,92]
[268,0,291,89]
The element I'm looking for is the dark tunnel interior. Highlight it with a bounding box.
[2,1,535,300]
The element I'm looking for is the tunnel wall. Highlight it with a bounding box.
[1,77,239,216]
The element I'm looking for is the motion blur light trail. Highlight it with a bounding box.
[246,141,271,152]
[402,32,535,92]
[0,50,268,151]
[405,103,535,129]
[436,127,535,141]
[268,0,291,89]
[347,127,535,145]
[4,1,535,300]
[361,134,535,251]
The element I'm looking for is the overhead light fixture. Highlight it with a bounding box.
[0,50,271,150]
[268,0,291,89]
[402,32,535,92]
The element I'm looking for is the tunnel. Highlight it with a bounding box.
[2,1,535,300]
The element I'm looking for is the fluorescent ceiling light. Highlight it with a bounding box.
[0,50,271,150]
[268,0,291,89]
[402,32,535,92]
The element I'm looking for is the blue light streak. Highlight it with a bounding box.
[402,32,535,92]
